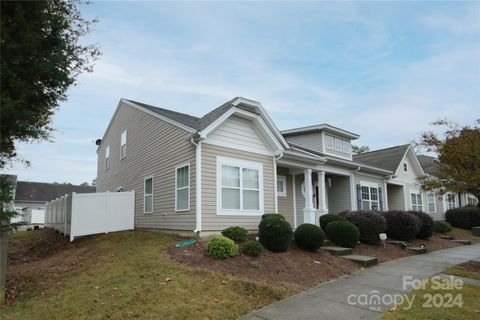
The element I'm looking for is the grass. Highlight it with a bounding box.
[448,228,480,243]
[444,265,480,281]
[0,230,291,320]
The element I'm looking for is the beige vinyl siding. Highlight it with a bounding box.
[285,132,323,152]
[277,167,294,226]
[201,143,275,231]
[354,173,387,211]
[96,102,196,230]
[326,175,352,214]
[387,184,405,210]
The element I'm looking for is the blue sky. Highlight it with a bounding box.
[4,1,480,184]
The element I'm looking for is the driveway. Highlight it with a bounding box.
[242,244,480,320]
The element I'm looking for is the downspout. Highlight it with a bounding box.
[273,152,284,214]
[191,137,203,234]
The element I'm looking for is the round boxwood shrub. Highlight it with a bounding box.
[382,211,420,241]
[294,223,325,251]
[319,214,346,231]
[469,207,480,227]
[221,226,249,243]
[242,240,263,257]
[325,221,360,248]
[408,211,434,240]
[261,213,285,221]
[445,208,472,229]
[433,220,452,233]
[258,217,293,252]
[340,210,387,245]
[205,235,238,259]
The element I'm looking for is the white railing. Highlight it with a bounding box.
[45,191,135,241]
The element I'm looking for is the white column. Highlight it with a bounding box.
[303,169,315,224]
[318,171,327,215]
[383,180,389,211]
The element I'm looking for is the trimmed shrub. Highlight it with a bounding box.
[222,226,249,243]
[340,210,387,245]
[433,220,452,233]
[319,214,346,231]
[242,240,263,257]
[294,223,325,251]
[261,213,285,221]
[469,208,480,228]
[408,211,434,239]
[205,235,238,259]
[325,221,360,248]
[258,217,293,252]
[382,210,420,241]
[445,208,479,229]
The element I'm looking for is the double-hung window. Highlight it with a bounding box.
[410,192,423,211]
[334,138,343,151]
[277,175,287,197]
[218,157,263,215]
[427,193,436,213]
[326,135,334,149]
[361,184,379,210]
[175,164,190,211]
[445,194,457,210]
[342,141,350,153]
[120,130,127,159]
[105,145,110,170]
[144,177,153,213]
[467,195,478,206]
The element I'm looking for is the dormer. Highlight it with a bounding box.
[282,124,359,160]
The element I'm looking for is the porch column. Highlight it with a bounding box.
[318,170,328,215]
[303,169,315,224]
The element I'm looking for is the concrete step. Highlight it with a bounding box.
[439,235,454,240]
[406,246,427,254]
[339,254,378,267]
[451,239,472,245]
[472,227,480,237]
[321,246,353,256]
[322,239,333,246]
[386,240,408,248]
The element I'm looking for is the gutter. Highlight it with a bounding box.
[191,136,203,233]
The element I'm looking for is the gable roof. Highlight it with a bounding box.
[353,144,410,172]
[417,155,440,176]
[282,123,360,140]
[14,181,95,202]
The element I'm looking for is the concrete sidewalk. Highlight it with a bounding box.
[242,244,480,320]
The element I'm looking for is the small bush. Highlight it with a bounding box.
[261,213,285,221]
[319,214,346,231]
[258,217,293,252]
[205,235,238,259]
[382,211,420,241]
[433,220,452,233]
[325,221,360,248]
[294,223,325,251]
[408,211,434,239]
[340,210,386,245]
[222,226,249,243]
[242,240,263,257]
[445,208,480,229]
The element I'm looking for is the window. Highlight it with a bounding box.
[410,192,423,211]
[217,157,263,214]
[342,141,350,153]
[361,185,379,210]
[277,175,287,197]
[403,163,408,172]
[334,138,343,151]
[427,193,436,213]
[144,177,153,213]
[105,145,110,170]
[467,196,478,206]
[445,194,457,210]
[120,130,127,159]
[326,135,334,149]
[175,164,190,211]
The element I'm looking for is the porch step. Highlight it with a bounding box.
[322,246,353,256]
[386,240,408,249]
[322,240,333,246]
[406,246,427,254]
[472,227,480,237]
[439,235,454,240]
[451,239,472,245]
[339,255,378,267]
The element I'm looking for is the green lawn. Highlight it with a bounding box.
[0,231,291,320]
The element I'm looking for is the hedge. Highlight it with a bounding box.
[445,207,480,229]
[339,210,386,245]
[382,210,420,241]
[294,223,325,251]
[325,221,360,248]
[433,220,452,233]
[408,211,434,239]
[319,214,346,231]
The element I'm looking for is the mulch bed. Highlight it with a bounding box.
[456,261,480,274]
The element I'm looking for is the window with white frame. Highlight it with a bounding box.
[467,195,478,206]
[342,140,350,153]
[218,157,263,214]
[277,175,287,197]
[427,193,436,213]
[445,193,457,210]
[361,184,379,210]
[120,130,127,159]
[334,138,343,151]
[410,192,423,211]
[403,163,408,172]
[144,177,153,213]
[175,164,190,211]
[326,135,334,149]
[105,145,110,170]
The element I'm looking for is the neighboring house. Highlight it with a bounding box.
[2,175,96,226]
[96,97,392,236]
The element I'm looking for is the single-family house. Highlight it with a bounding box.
[96,97,392,236]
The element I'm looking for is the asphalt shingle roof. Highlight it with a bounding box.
[14,181,96,202]
[417,154,440,176]
[353,144,410,172]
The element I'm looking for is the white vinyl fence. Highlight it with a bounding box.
[45,191,135,241]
